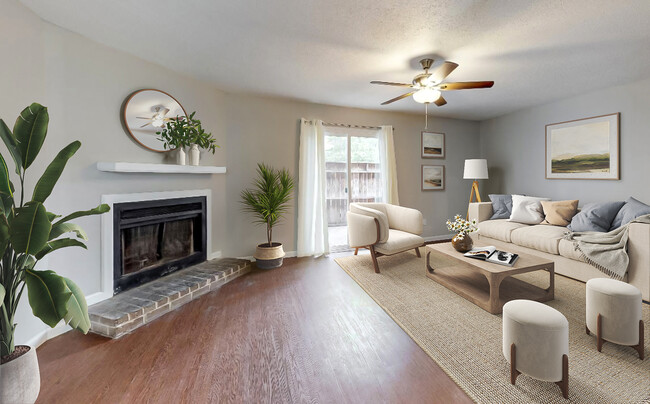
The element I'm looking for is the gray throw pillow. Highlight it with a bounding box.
[489,194,512,220]
[610,197,650,230]
[568,201,625,232]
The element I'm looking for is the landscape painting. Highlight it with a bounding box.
[422,165,445,191]
[421,131,445,158]
[545,113,619,180]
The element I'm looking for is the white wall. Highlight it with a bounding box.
[2,0,481,345]
[480,77,650,204]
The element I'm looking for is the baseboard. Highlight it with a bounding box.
[238,250,297,261]
[209,251,222,260]
[25,322,71,349]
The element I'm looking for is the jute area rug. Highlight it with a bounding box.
[335,251,650,404]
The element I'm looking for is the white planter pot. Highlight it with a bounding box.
[189,144,200,166]
[176,147,186,165]
[254,243,286,269]
[0,346,41,404]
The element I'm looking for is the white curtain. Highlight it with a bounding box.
[297,118,329,257]
[379,125,399,205]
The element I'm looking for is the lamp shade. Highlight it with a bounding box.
[463,159,488,179]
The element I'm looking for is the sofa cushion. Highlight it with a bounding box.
[509,195,550,224]
[610,197,650,230]
[350,203,390,243]
[489,194,513,220]
[541,200,579,226]
[478,219,528,243]
[568,201,625,232]
[510,225,567,255]
[375,229,424,255]
[558,239,586,262]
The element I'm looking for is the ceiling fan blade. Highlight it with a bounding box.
[429,62,459,83]
[136,117,152,120]
[381,91,416,105]
[162,107,170,116]
[434,96,447,107]
[140,122,151,128]
[438,81,494,90]
[371,81,414,87]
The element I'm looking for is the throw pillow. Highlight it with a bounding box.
[610,197,650,230]
[541,200,579,227]
[509,195,550,224]
[567,201,625,232]
[489,194,513,220]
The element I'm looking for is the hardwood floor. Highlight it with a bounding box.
[36,255,472,404]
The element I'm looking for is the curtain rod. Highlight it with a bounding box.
[303,119,382,130]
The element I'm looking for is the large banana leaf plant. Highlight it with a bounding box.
[0,103,109,358]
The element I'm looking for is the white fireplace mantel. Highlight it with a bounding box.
[97,162,226,174]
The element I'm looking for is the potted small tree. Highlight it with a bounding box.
[240,163,294,269]
[156,111,219,166]
[0,103,109,404]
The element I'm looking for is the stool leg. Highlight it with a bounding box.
[510,343,520,385]
[585,324,590,335]
[596,313,603,352]
[632,320,644,360]
[554,354,569,399]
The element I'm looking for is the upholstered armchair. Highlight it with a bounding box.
[347,203,425,273]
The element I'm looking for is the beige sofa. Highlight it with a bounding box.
[347,203,425,273]
[469,202,650,301]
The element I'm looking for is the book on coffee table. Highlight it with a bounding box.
[464,246,519,267]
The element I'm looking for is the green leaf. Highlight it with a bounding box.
[0,284,5,308]
[49,222,88,241]
[53,204,110,226]
[9,202,51,254]
[61,277,90,333]
[13,103,49,169]
[35,238,87,260]
[0,217,9,258]
[0,153,13,197]
[24,269,71,328]
[32,141,81,203]
[0,119,23,174]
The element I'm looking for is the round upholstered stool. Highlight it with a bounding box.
[502,300,569,399]
[585,278,644,359]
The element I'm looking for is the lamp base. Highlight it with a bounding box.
[466,180,482,219]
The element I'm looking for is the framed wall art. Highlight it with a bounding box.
[545,113,619,180]
[421,131,445,159]
[422,165,445,191]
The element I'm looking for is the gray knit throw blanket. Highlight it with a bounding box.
[564,214,650,279]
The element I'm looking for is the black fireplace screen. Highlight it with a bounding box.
[113,197,207,293]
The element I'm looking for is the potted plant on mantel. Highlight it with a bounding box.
[240,163,294,269]
[0,103,110,404]
[156,111,219,166]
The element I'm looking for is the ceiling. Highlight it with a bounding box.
[20,0,650,121]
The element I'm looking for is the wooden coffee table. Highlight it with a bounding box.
[425,243,555,314]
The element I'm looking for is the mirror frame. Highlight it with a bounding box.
[121,89,188,153]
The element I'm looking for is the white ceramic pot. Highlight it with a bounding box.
[0,345,41,404]
[189,144,200,166]
[177,147,186,165]
[254,243,286,269]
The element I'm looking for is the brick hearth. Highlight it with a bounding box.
[88,258,251,338]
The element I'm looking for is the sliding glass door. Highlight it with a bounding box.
[325,127,382,251]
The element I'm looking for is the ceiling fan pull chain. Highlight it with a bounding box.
[425,103,428,130]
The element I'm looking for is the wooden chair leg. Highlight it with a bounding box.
[633,320,644,360]
[555,354,569,399]
[596,313,603,352]
[354,248,359,255]
[369,246,380,273]
[510,343,520,385]
[414,247,421,258]
[585,324,590,335]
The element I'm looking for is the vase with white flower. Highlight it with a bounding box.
[446,215,478,252]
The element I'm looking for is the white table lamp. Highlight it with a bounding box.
[464,159,488,218]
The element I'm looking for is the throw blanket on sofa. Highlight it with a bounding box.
[564,214,650,279]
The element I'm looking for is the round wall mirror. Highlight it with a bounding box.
[122,89,187,152]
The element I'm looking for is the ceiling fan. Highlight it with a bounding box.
[136,106,171,128]
[371,58,494,106]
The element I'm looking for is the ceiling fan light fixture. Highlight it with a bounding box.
[413,88,441,104]
[151,115,165,127]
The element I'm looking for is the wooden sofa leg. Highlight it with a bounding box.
[415,247,421,258]
[633,320,644,360]
[369,246,380,273]
[354,248,359,255]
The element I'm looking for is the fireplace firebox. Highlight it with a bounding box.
[113,196,207,293]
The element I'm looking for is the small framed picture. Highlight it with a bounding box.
[545,113,619,180]
[421,131,445,159]
[422,165,445,191]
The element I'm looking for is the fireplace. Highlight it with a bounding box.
[113,196,207,293]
